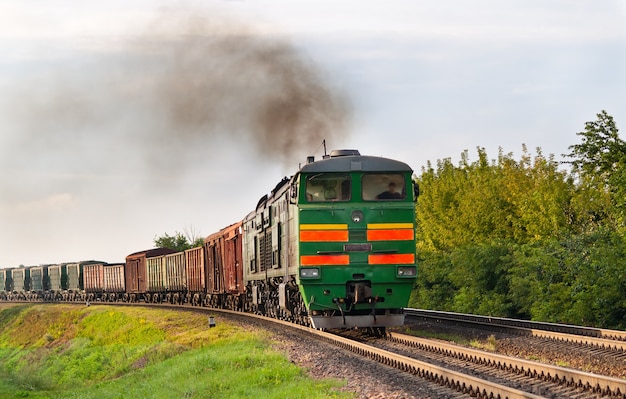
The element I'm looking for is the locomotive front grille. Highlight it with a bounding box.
[343,243,372,252]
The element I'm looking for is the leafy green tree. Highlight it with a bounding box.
[154,228,204,252]
[565,110,624,178]
[564,110,626,228]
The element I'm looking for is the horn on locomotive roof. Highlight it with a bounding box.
[306,149,361,164]
[329,149,361,157]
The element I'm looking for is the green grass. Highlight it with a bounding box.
[469,334,498,351]
[0,303,350,399]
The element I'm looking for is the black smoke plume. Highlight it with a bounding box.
[4,9,352,176]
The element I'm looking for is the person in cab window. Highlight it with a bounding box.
[376,182,402,199]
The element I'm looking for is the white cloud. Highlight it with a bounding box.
[13,193,77,213]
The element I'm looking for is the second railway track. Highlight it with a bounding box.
[405,308,626,348]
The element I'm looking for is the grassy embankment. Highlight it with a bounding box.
[0,303,350,399]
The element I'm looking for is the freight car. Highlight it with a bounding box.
[103,263,126,301]
[29,265,49,295]
[205,222,244,310]
[47,264,64,295]
[10,267,29,300]
[2,266,45,301]
[47,263,70,301]
[144,251,186,304]
[65,262,85,292]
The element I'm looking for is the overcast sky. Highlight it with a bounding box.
[1,1,625,267]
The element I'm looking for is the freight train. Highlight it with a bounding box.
[0,149,419,330]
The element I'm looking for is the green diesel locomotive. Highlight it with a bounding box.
[242,149,418,330]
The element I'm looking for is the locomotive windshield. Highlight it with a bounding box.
[305,173,351,202]
[362,173,406,201]
[303,172,408,202]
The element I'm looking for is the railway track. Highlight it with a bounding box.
[404,308,626,351]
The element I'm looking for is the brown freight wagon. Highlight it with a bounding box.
[83,263,105,294]
[103,263,125,301]
[125,248,176,301]
[204,222,244,309]
[185,246,205,305]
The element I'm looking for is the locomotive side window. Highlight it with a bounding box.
[362,173,406,201]
[305,173,351,202]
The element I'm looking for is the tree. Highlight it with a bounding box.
[154,227,204,252]
[565,110,624,178]
[564,110,626,227]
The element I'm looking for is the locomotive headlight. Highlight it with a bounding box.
[396,266,417,277]
[351,210,364,223]
[300,267,320,279]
